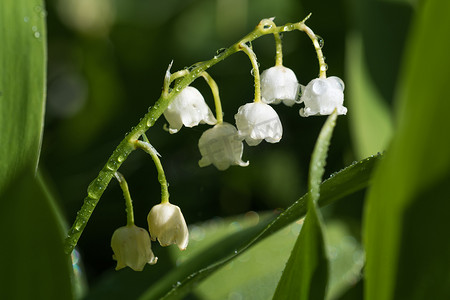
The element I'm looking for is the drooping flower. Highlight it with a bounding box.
[235,102,283,146]
[299,76,347,117]
[261,65,300,106]
[111,225,157,271]
[147,202,189,250]
[198,122,249,171]
[163,86,217,134]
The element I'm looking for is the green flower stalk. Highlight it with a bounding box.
[64,15,333,254]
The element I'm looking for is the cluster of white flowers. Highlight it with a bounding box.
[111,202,188,271]
[163,65,346,171]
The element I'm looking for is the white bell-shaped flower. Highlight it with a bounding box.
[235,102,283,146]
[164,86,217,134]
[111,224,157,271]
[261,66,300,106]
[299,76,347,117]
[147,202,189,250]
[198,122,249,171]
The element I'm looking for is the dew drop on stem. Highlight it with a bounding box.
[316,35,324,49]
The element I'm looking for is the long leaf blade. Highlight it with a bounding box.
[272,112,337,300]
[363,0,450,299]
[0,0,46,193]
[137,153,379,300]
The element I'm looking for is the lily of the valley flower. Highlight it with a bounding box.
[111,225,157,271]
[147,202,189,250]
[198,122,249,171]
[164,86,217,134]
[299,76,347,117]
[235,102,283,146]
[261,66,300,106]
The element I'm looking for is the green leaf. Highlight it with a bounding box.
[136,122,377,300]
[0,0,47,194]
[272,112,337,300]
[0,170,73,299]
[363,0,450,299]
[346,33,393,159]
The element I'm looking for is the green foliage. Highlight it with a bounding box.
[138,155,379,300]
[0,0,46,193]
[273,112,337,299]
[0,1,73,299]
[364,0,450,299]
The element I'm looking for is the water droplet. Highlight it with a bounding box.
[234,249,238,254]
[34,32,41,38]
[34,5,42,13]
[216,48,226,56]
[147,117,155,127]
[320,64,328,72]
[106,160,117,171]
[117,156,125,163]
[250,69,255,76]
[24,16,29,23]
[263,24,272,29]
[316,35,324,49]
[32,25,38,32]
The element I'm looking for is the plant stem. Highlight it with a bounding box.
[296,22,327,78]
[274,33,283,66]
[201,72,223,123]
[64,16,319,254]
[239,43,262,103]
[135,138,169,204]
[114,172,135,226]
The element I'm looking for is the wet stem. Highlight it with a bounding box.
[63,15,329,254]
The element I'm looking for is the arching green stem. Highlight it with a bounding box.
[114,172,135,226]
[239,43,262,103]
[135,137,169,204]
[201,71,223,123]
[64,15,322,254]
[296,17,327,78]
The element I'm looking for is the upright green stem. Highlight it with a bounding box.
[64,16,320,254]
[135,138,170,204]
[114,172,135,226]
[297,22,327,78]
[239,43,261,103]
[201,72,223,123]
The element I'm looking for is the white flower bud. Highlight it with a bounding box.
[164,86,217,134]
[235,102,283,146]
[111,225,157,271]
[147,202,189,250]
[198,122,249,171]
[261,66,300,106]
[299,76,347,117]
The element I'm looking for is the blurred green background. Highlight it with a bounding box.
[37,0,413,298]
